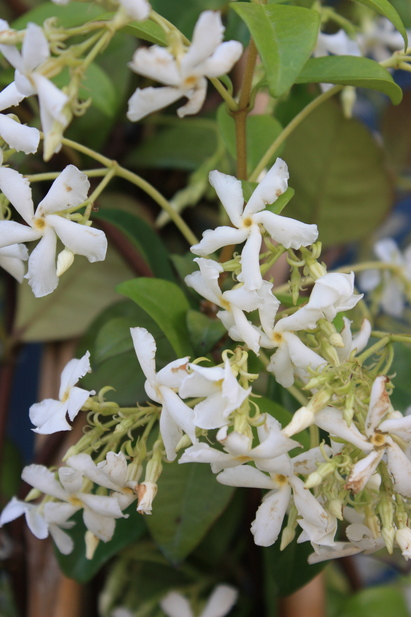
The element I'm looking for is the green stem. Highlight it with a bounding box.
[26,169,108,182]
[249,85,343,181]
[357,336,390,363]
[84,166,116,220]
[57,137,198,246]
[209,77,238,111]
[287,385,308,407]
[371,331,411,344]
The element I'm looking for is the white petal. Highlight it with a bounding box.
[25,228,58,297]
[201,40,243,78]
[49,524,74,554]
[217,466,276,489]
[0,114,39,153]
[0,82,25,111]
[59,351,92,395]
[82,507,116,542]
[315,407,373,452]
[208,170,244,227]
[161,387,197,445]
[22,23,49,72]
[119,0,150,21]
[156,357,190,389]
[160,406,183,462]
[191,226,248,257]
[251,486,291,547]
[1,497,29,526]
[0,167,34,224]
[38,165,89,214]
[179,442,235,472]
[29,398,71,434]
[267,346,294,388]
[379,415,411,441]
[128,46,180,85]
[386,441,411,498]
[25,506,49,539]
[345,450,384,494]
[245,158,289,216]
[130,327,157,385]
[254,210,318,249]
[0,221,39,249]
[183,11,224,70]
[201,585,238,617]
[177,79,207,118]
[66,386,91,422]
[238,225,263,291]
[22,464,68,501]
[127,86,183,122]
[160,592,193,617]
[0,244,28,282]
[59,467,83,494]
[80,493,124,518]
[364,376,390,437]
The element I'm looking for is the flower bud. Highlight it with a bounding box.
[56,248,75,277]
[282,406,315,438]
[341,86,356,119]
[328,499,343,520]
[85,531,100,560]
[137,481,158,515]
[396,528,411,560]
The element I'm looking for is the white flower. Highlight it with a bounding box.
[314,30,361,58]
[186,258,279,355]
[136,481,157,515]
[0,164,107,297]
[262,307,326,388]
[0,22,69,149]
[160,585,238,617]
[359,238,411,317]
[192,159,318,291]
[29,351,95,434]
[67,452,138,510]
[179,357,251,429]
[0,496,76,554]
[179,415,298,473]
[130,327,197,461]
[0,82,39,153]
[117,0,151,21]
[308,522,384,563]
[358,17,408,62]
[127,11,242,121]
[21,464,127,542]
[304,272,362,321]
[217,449,336,547]
[0,243,28,282]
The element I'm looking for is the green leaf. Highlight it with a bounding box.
[231,3,320,97]
[355,0,408,49]
[266,187,295,214]
[283,100,392,247]
[263,537,326,598]
[94,209,176,283]
[296,56,403,105]
[56,507,146,584]
[217,105,283,172]
[339,586,409,617]
[79,63,117,117]
[14,244,134,343]
[150,0,228,37]
[122,20,167,45]
[12,1,106,29]
[146,460,234,563]
[390,0,411,27]
[186,310,226,356]
[126,121,218,171]
[117,278,193,357]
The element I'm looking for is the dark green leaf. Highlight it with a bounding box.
[339,585,409,617]
[117,278,193,357]
[217,105,283,172]
[186,310,226,356]
[122,20,167,45]
[354,0,408,49]
[231,3,320,97]
[56,506,146,583]
[95,209,176,282]
[296,56,403,105]
[283,100,392,247]
[12,1,106,29]
[147,460,234,563]
[126,121,218,171]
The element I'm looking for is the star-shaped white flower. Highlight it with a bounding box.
[0,21,69,150]
[0,496,76,554]
[130,327,197,461]
[0,164,107,297]
[191,159,318,291]
[127,11,243,121]
[0,82,39,154]
[160,585,238,617]
[304,272,362,321]
[185,257,279,354]
[29,351,95,434]
[0,243,28,282]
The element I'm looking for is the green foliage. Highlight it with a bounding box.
[231,3,320,97]
[118,278,194,357]
[296,57,403,105]
[12,1,105,28]
[146,459,234,563]
[186,310,227,356]
[56,506,146,584]
[338,585,409,617]
[283,100,392,247]
[217,105,283,172]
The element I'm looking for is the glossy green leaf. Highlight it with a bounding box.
[231,3,320,97]
[339,586,409,617]
[296,56,403,105]
[390,0,411,26]
[266,187,295,215]
[12,1,105,29]
[14,244,134,343]
[95,209,176,282]
[117,278,193,357]
[186,310,226,356]
[126,121,218,171]
[147,460,234,563]
[122,19,167,45]
[355,0,408,49]
[283,100,392,247]
[54,64,117,118]
[56,507,146,584]
[217,105,283,173]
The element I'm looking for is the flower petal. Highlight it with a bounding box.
[244,158,289,216]
[38,165,89,214]
[127,86,183,122]
[0,114,39,153]
[25,227,58,297]
[0,167,34,224]
[201,585,238,617]
[160,592,193,617]
[22,464,68,501]
[29,398,71,434]
[208,170,244,227]
[251,486,291,547]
